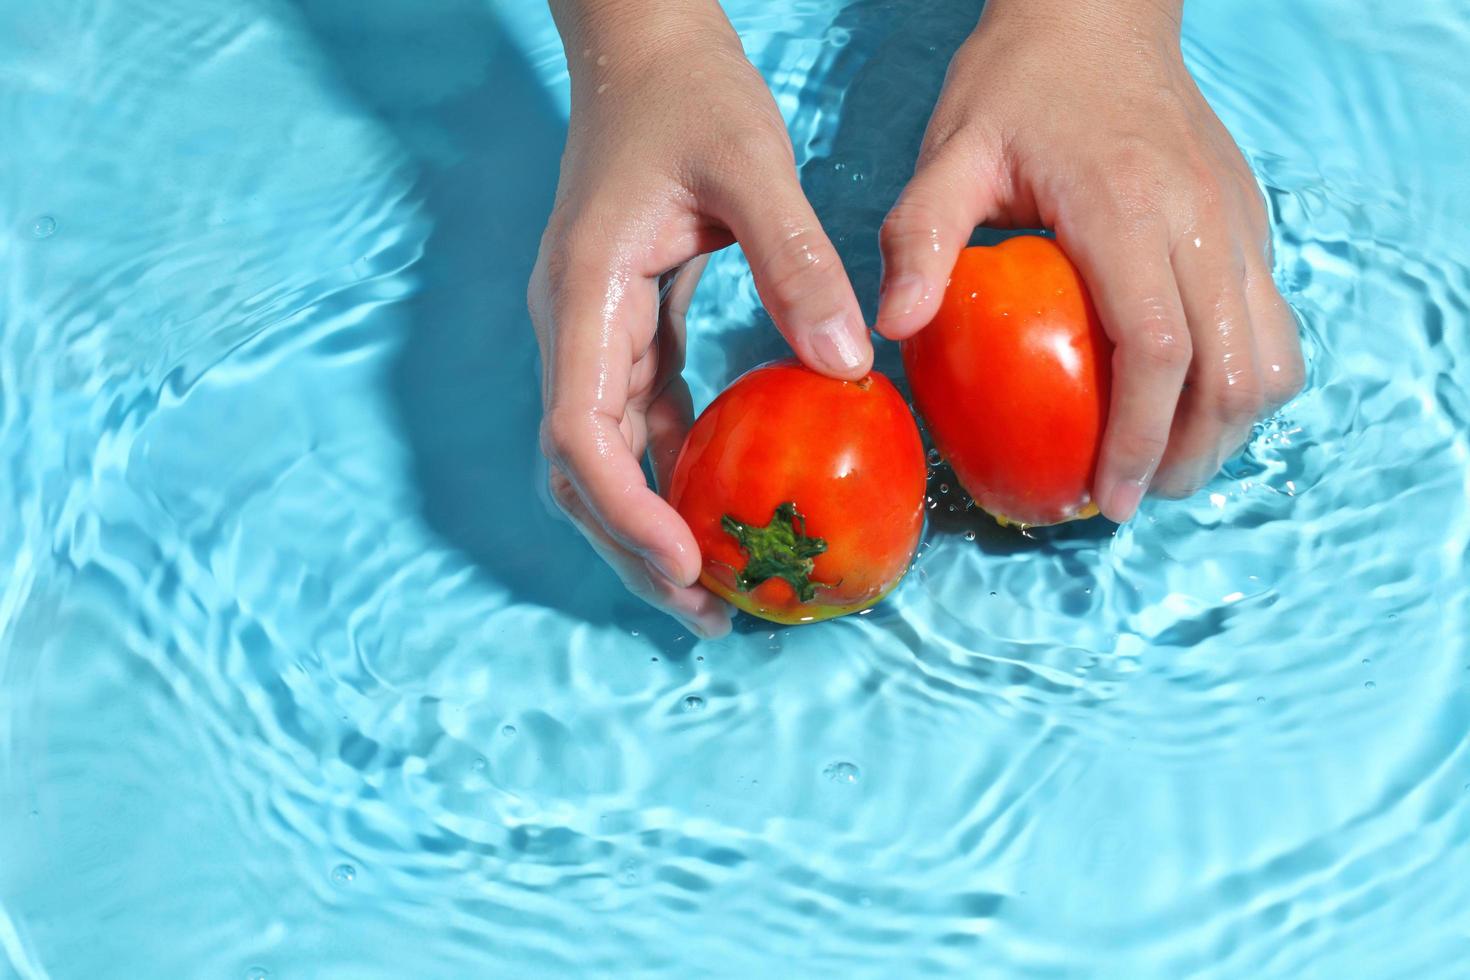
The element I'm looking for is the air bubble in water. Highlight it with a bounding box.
[31,216,56,239]
[1256,696,1267,704]
[618,860,640,885]
[1364,681,1377,690]
[245,969,271,980]
[964,531,976,542]
[501,724,517,738]
[682,695,705,712]
[926,449,941,465]
[823,761,861,784]
[331,863,356,885]
[472,756,487,772]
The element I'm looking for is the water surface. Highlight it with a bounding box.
[2,1,1469,976]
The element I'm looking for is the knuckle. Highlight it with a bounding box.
[539,407,587,466]
[1111,428,1172,471]
[1106,141,1169,212]
[757,228,843,311]
[880,199,948,254]
[1122,319,1193,374]
[1264,355,1307,408]
[1209,377,1267,425]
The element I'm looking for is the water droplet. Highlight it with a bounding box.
[1364,681,1377,690]
[682,695,705,712]
[858,894,873,908]
[963,531,976,542]
[823,761,861,784]
[834,161,847,172]
[617,860,640,885]
[245,969,271,980]
[331,863,356,885]
[650,656,659,663]
[1256,696,1267,704]
[926,449,941,465]
[1362,658,1371,665]
[696,655,704,662]
[501,724,517,738]
[471,756,487,772]
[939,483,950,494]
[851,171,865,183]
[31,216,56,239]
[989,591,997,597]
[630,629,639,637]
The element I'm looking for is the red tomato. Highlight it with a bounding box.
[666,360,926,625]
[902,236,1112,527]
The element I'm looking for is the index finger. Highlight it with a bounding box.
[532,247,702,587]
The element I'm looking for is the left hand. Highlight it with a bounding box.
[874,0,1305,522]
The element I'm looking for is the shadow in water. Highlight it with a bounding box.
[294,0,629,624]
[705,0,988,382]
[292,0,1092,630]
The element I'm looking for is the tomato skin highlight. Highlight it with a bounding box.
[666,360,926,625]
[901,236,1112,527]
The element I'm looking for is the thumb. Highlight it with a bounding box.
[876,146,1000,340]
[714,157,872,380]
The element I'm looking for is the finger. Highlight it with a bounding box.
[536,247,703,587]
[1244,263,1306,412]
[636,258,705,493]
[649,254,710,394]
[1151,238,1263,497]
[549,466,732,639]
[646,372,694,494]
[659,253,709,341]
[1062,222,1192,523]
[876,145,1000,339]
[708,141,872,379]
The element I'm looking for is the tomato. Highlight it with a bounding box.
[666,359,926,625]
[902,236,1112,528]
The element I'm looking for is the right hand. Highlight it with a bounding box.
[529,1,872,637]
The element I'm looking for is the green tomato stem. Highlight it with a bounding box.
[721,502,829,602]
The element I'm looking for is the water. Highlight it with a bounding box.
[2,0,1468,977]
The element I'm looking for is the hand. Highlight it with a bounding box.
[529,0,872,635]
[874,0,1305,522]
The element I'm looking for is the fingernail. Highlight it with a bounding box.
[878,274,925,321]
[1102,478,1148,523]
[810,316,867,374]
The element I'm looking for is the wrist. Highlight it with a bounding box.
[551,0,740,82]
[978,0,1183,55]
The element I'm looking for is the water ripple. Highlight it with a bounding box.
[2,0,1469,977]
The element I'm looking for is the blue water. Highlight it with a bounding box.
[3,1,1469,976]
